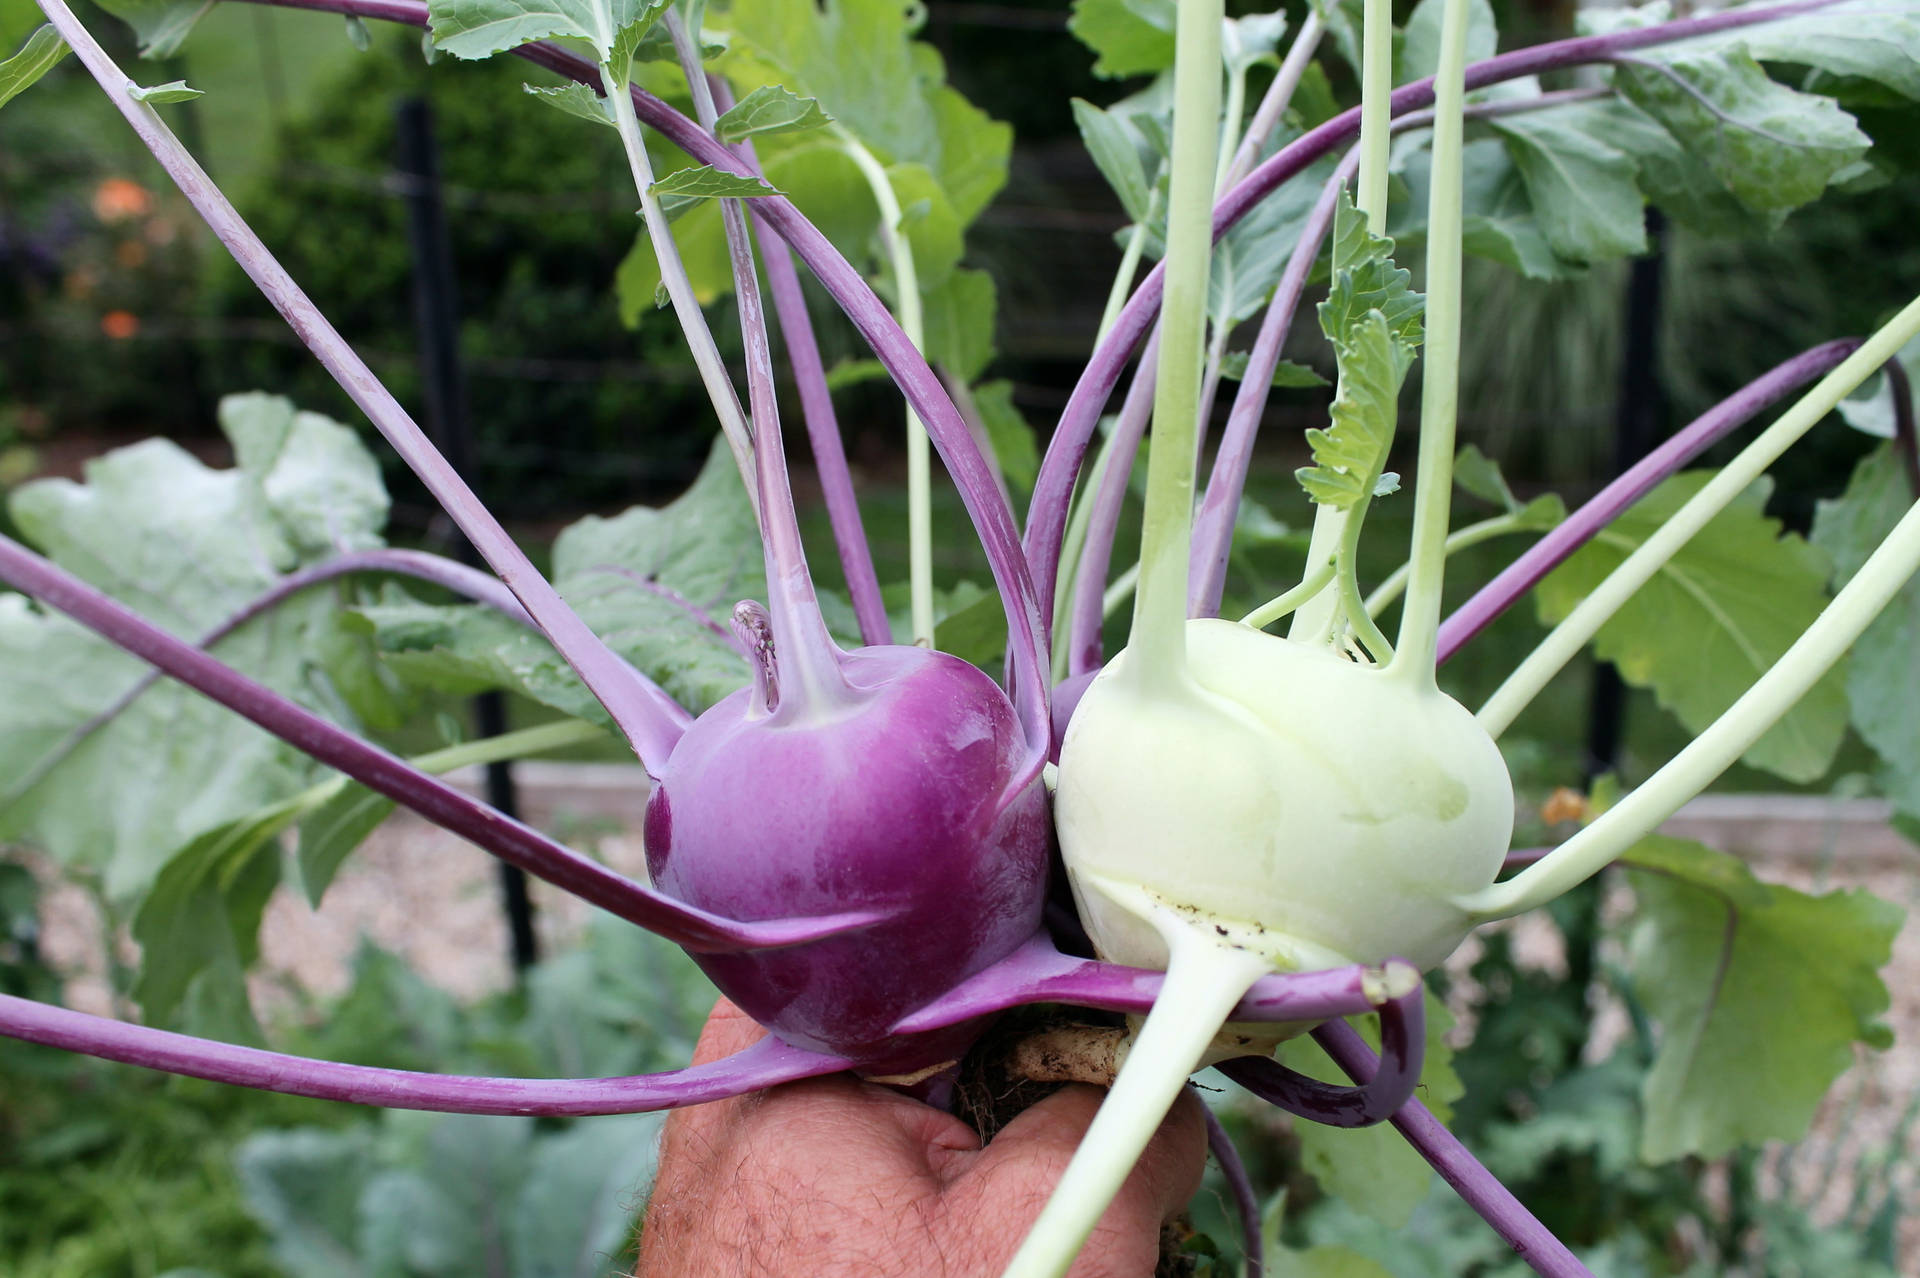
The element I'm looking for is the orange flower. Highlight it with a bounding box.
[101,310,140,339]
[116,240,149,269]
[92,178,152,223]
[1540,786,1588,827]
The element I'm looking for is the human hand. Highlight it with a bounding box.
[636,999,1206,1277]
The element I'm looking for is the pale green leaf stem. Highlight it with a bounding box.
[1388,0,1471,686]
[1363,504,1563,618]
[1461,295,1920,922]
[604,74,760,521]
[1123,0,1221,689]
[1001,906,1271,1278]
[836,128,934,645]
[1243,555,1335,631]
[1292,0,1391,645]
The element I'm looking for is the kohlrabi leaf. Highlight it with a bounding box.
[1220,350,1330,388]
[1072,97,1152,224]
[648,163,780,201]
[1396,138,1576,279]
[715,83,834,143]
[970,378,1040,499]
[1489,101,1648,264]
[93,0,210,57]
[1208,146,1343,328]
[1309,0,1368,77]
[1810,442,1920,833]
[1452,443,1521,511]
[1299,194,1425,511]
[0,25,67,112]
[129,797,306,1027]
[1297,313,1406,511]
[923,267,998,383]
[356,439,764,721]
[523,81,615,128]
[0,394,393,899]
[1616,833,1902,1162]
[127,78,203,102]
[1316,190,1425,349]
[1535,471,1848,783]
[1611,43,1870,214]
[1067,0,1175,79]
[426,0,665,63]
[1279,992,1463,1228]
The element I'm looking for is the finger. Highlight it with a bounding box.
[970,1082,1208,1222]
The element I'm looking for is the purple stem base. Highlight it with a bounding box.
[890,934,1414,1034]
[0,993,850,1115]
[1218,982,1425,1128]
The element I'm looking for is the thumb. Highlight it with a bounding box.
[973,1081,1208,1226]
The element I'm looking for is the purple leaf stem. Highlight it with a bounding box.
[0,547,572,815]
[1435,339,1860,664]
[35,0,686,776]
[1021,0,1847,634]
[1503,846,1552,873]
[0,533,889,954]
[1216,981,1425,1128]
[1315,1021,1595,1278]
[710,76,891,647]
[0,993,852,1115]
[238,0,1050,759]
[1201,1102,1264,1278]
[1189,154,1354,620]
[1068,329,1160,676]
[889,933,1415,1034]
[1886,357,1920,500]
[669,18,844,692]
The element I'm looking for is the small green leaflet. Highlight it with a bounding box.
[1220,10,1288,75]
[1298,191,1424,511]
[716,84,834,143]
[1066,0,1175,79]
[1810,443,1920,834]
[648,163,780,201]
[0,25,68,112]
[1617,832,1902,1162]
[1316,190,1425,348]
[1278,993,1463,1227]
[1072,97,1152,224]
[523,80,614,127]
[343,13,371,50]
[1451,443,1566,531]
[1220,350,1329,389]
[1534,471,1847,784]
[93,0,212,58]
[1612,43,1869,214]
[426,0,666,65]
[127,78,203,102]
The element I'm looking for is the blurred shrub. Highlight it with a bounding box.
[199,33,723,517]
